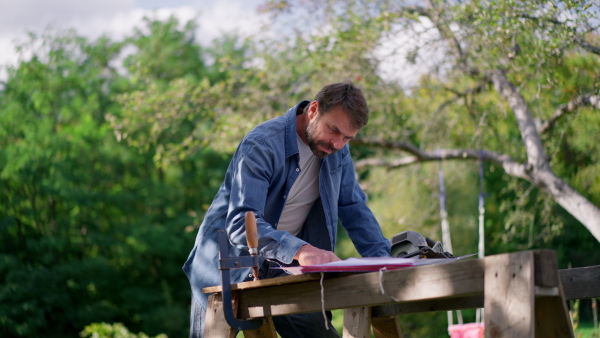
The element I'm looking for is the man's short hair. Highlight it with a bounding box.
[313,81,369,129]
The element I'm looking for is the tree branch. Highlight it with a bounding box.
[357,3,600,242]
[354,70,600,242]
[514,12,564,25]
[576,37,600,56]
[352,141,529,179]
[514,12,600,56]
[444,83,485,97]
[423,0,464,61]
[485,70,600,241]
[352,138,422,156]
[402,5,429,17]
[398,1,482,75]
[489,69,550,170]
[538,94,600,134]
[353,136,600,243]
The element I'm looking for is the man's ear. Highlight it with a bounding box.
[307,101,319,120]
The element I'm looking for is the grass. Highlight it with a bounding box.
[574,322,600,338]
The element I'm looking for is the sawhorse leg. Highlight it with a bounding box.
[204,293,277,338]
[372,316,403,338]
[484,251,573,338]
[343,307,402,338]
[243,316,277,338]
[205,293,236,338]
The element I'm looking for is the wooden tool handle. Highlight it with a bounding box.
[245,212,258,255]
[245,212,260,281]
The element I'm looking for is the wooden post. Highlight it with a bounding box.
[343,307,372,338]
[484,251,535,337]
[371,316,402,338]
[204,292,277,338]
[204,293,236,338]
[534,285,574,337]
[533,251,574,338]
[243,316,277,338]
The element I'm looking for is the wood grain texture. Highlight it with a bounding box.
[342,307,372,338]
[371,316,402,338]
[484,251,535,338]
[237,258,485,318]
[243,316,277,338]
[204,293,236,338]
[560,265,600,300]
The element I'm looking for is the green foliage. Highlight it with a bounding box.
[2,1,600,337]
[288,0,600,332]
[124,16,206,84]
[0,20,230,337]
[295,0,600,256]
[80,322,167,338]
[573,320,600,338]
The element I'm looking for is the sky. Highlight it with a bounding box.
[0,0,267,76]
[0,0,439,88]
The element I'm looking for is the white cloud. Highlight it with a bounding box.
[194,0,266,45]
[374,17,447,90]
[0,0,136,35]
[0,0,266,79]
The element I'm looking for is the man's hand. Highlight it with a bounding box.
[294,244,341,266]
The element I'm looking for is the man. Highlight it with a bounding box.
[183,81,391,337]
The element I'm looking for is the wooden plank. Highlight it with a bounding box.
[372,295,484,317]
[204,293,236,338]
[560,265,600,300]
[343,307,371,338]
[203,273,326,294]
[243,316,277,338]
[237,258,485,318]
[372,265,600,317]
[532,250,573,337]
[371,316,402,338]
[205,265,600,301]
[204,250,597,336]
[484,251,535,338]
[534,285,574,337]
[534,250,559,288]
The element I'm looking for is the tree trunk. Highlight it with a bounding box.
[488,69,600,242]
[533,169,600,241]
[352,2,600,243]
[354,70,600,243]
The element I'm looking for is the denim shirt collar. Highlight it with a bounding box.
[284,100,310,159]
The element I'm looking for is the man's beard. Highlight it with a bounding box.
[305,121,339,159]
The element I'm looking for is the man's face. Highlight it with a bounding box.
[305,105,359,159]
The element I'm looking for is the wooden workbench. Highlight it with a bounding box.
[202,250,600,337]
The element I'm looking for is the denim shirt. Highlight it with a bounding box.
[183,101,391,310]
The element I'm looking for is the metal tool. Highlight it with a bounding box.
[217,211,262,331]
[390,230,454,259]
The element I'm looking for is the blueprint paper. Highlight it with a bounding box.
[277,254,476,275]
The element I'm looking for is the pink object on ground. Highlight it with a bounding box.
[447,322,484,338]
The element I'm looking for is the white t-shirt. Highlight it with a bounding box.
[276,133,321,236]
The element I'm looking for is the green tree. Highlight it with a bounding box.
[253,1,600,334]
[256,0,600,244]
[124,16,207,84]
[0,21,231,337]
[0,29,131,336]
